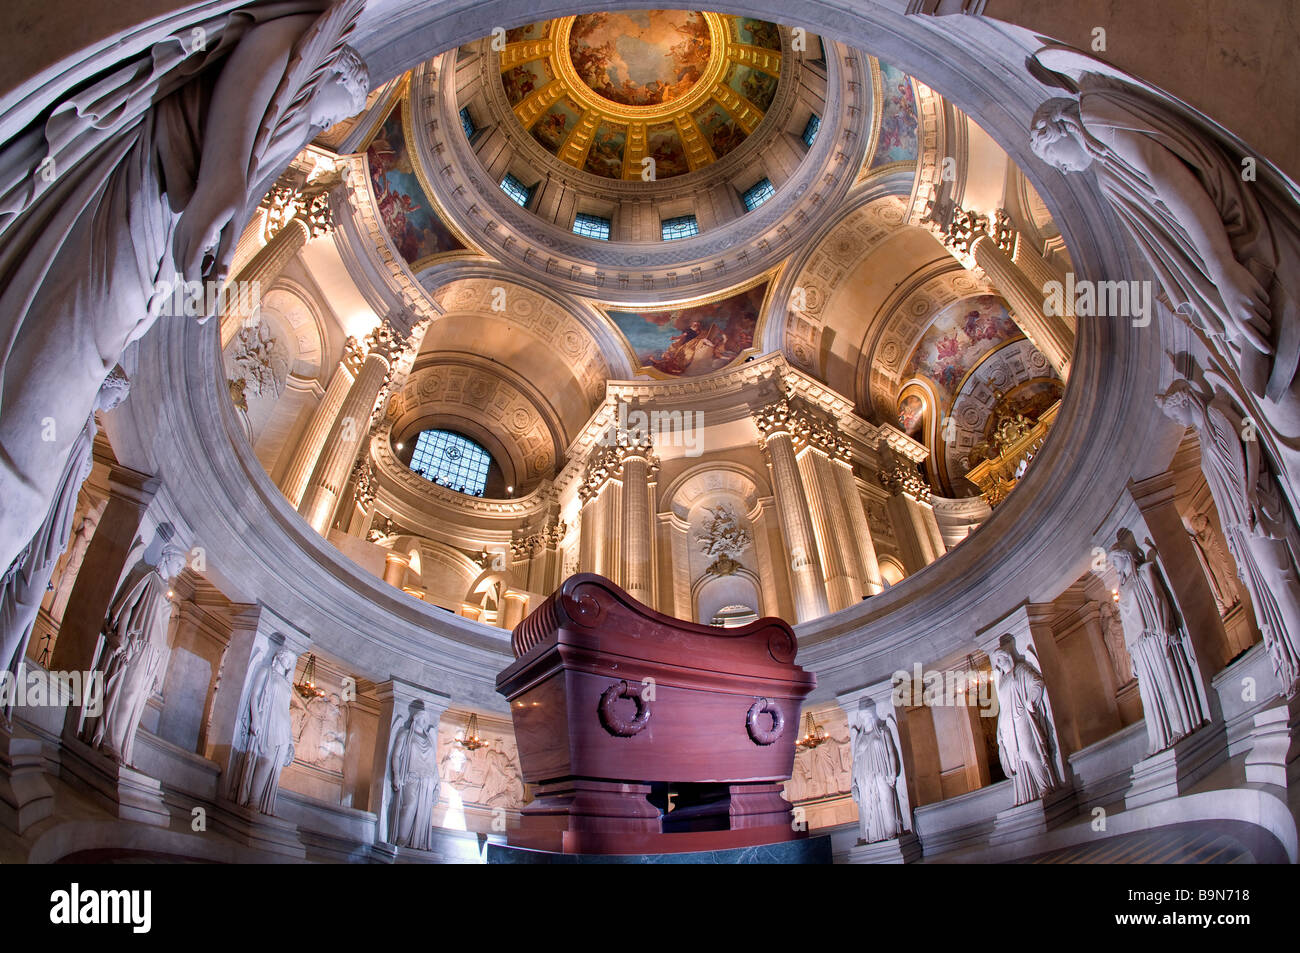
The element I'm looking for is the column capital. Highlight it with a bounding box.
[878,458,932,504]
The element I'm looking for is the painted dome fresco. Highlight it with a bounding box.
[499,12,784,178]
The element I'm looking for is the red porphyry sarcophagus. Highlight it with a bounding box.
[495,573,816,855]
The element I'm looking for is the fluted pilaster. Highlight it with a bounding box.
[298,325,401,534]
[278,338,364,507]
[755,398,830,623]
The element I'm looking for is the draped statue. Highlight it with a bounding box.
[991,647,1062,805]
[849,700,909,844]
[1185,512,1240,615]
[389,708,440,849]
[234,648,297,814]
[1107,535,1208,754]
[1029,53,1300,499]
[1029,56,1300,410]
[1157,379,1300,696]
[81,542,187,764]
[0,0,369,575]
[1,368,129,721]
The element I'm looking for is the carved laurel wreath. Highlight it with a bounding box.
[597,679,651,737]
[746,697,784,745]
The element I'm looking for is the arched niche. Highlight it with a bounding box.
[694,569,763,625]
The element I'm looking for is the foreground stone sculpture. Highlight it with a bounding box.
[81,542,187,764]
[1029,61,1300,457]
[388,708,440,850]
[1157,379,1300,695]
[1108,535,1208,753]
[990,648,1062,805]
[1185,512,1240,615]
[234,649,297,814]
[849,700,908,844]
[0,0,369,575]
[1,368,129,716]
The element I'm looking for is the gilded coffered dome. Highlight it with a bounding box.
[498,12,783,179]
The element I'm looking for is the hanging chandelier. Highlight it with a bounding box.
[794,711,828,750]
[457,712,486,751]
[293,654,326,700]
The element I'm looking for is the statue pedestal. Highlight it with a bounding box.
[209,801,306,859]
[0,722,54,834]
[1245,694,1300,789]
[58,735,168,827]
[990,787,1075,846]
[1125,721,1226,810]
[845,830,922,864]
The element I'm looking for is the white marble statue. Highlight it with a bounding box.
[849,700,909,844]
[1108,536,1208,754]
[1185,511,1240,615]
[1157,379,1300,696]
[48,508,103,623]
[1029,65,1300,452]
[1097,599,1134,689]
[990,647,1062,805]
[234,648,297,814]
[0,0,369,576]
[389,708,440,849]
[1,369,129,719]
[82,541,187,764]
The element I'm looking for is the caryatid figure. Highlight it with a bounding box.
[849,700,908,844]
[1029,67,1300,440]
[1157,379,1300,696]
[1108,536,1208,754]
[0,0,369,576]
[84,541,188,765]
[991,648,1063,806]
[388,708,440,849]
[1,367,129,720]
[234,649,297,814]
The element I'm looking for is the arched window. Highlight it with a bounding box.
[408,430,493,497]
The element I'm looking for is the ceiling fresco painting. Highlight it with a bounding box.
[568,10,711,107]
[366,103,465,265]
[902,296,1022,408]
[606,282,766,377]
[496,12,786,179]
[870,61,919,168]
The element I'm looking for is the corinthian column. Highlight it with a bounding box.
[221,185,336,346]
[971,233,1073,377]
[278,338,364,507]
[220,218,311,348]
[755,399,830,622]
[619,446,658,607]
[299,325,402,535]
[832,455,884,595]
[797,437,862,611]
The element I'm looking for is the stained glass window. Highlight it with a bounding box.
[661,214,699,241]
[573,213,611,240]
[459,107,476,139]
[408,430,492,497]
[802,114,821,148]
[500,173,532,208]
[741,178,775,212]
